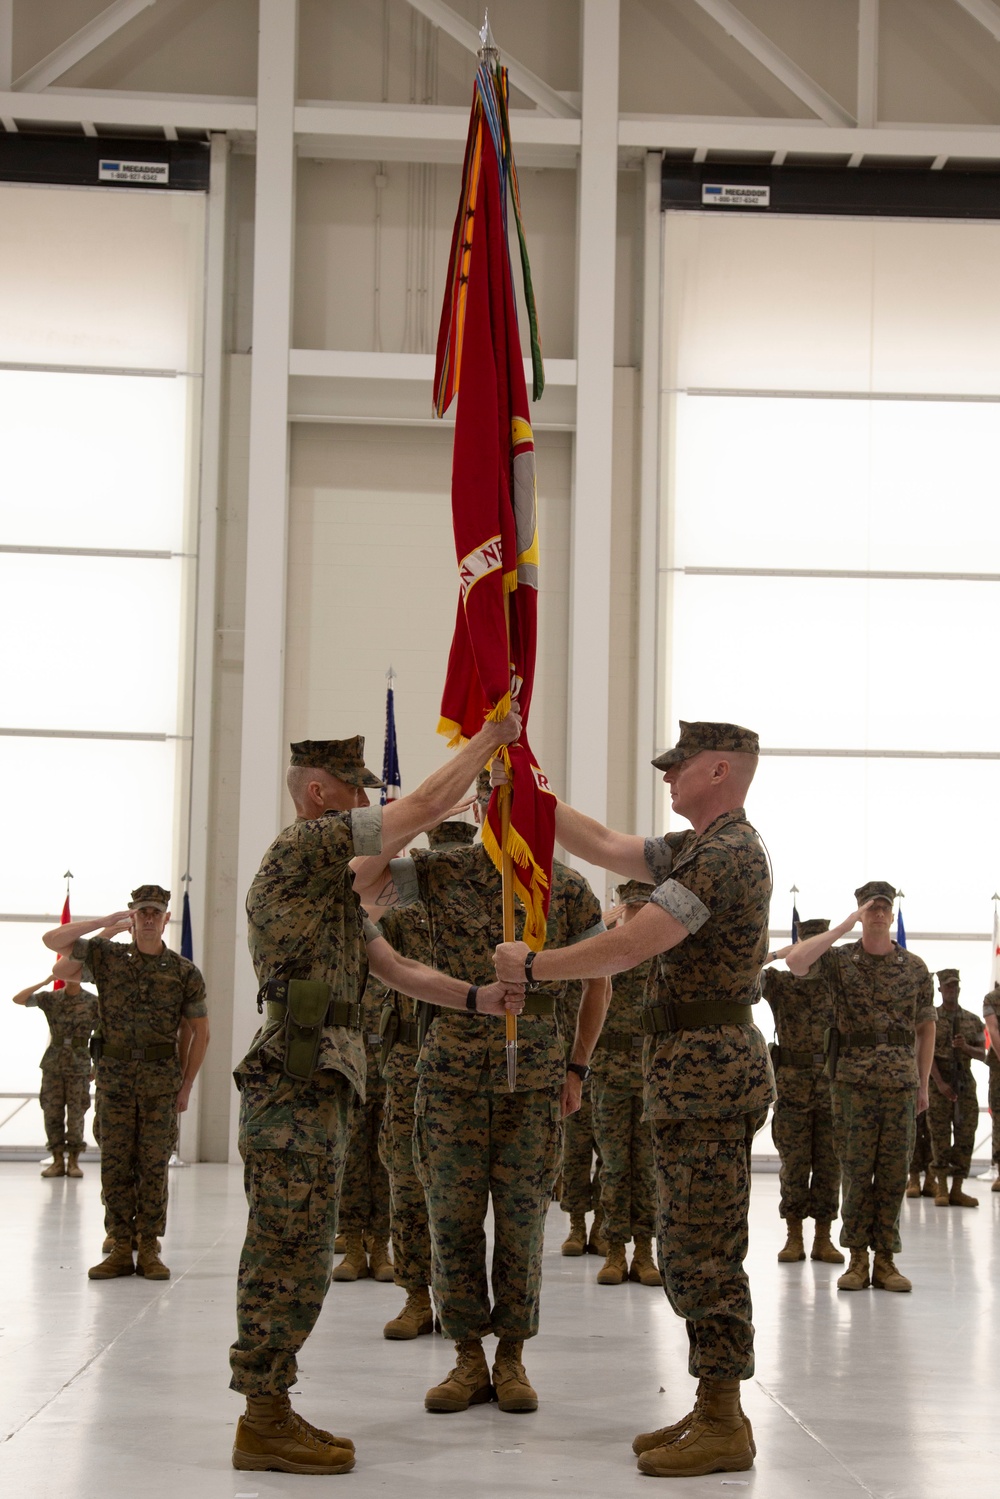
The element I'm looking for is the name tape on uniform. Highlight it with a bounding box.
[99,159,170,185]
[702,183,770,208]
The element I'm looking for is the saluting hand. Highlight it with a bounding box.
[98,912,133,938]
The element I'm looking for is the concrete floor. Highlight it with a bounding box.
[1,1161,997,1498]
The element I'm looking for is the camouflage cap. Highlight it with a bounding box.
[798,917,830,939]
[289,736,383,788]
[128,884,170,912]
[427,820,477,849]
[936,968,960,986]
[854,880,896,907]
[617,879,654,905]
[651,720,759,771]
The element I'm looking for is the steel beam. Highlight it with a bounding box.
[0,0,12,91]
[0,85,255,131]
[13,0,157,92]
[230,0,298,1160]
[567,0,619,901]
[690,0,856,127]
[954,0,1000,44]
[634,151,662,838]
[400,0,578,118]
[857,0,879,129]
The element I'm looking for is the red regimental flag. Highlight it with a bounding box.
[435,63,553,949]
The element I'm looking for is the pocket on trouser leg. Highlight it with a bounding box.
[245,1149,333,1243]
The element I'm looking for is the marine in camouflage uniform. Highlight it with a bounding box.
[983,984,1000,1192]
[43,884,209,1280]
[226,720,517,1474]
[588,881,658,1285]
[556,976,603,1255]
[787,881,935,1294]
[13,976,96,1176]
[330,977,393,1282]
[926,969,985,1207]
[379,792,605,1412]
[760,918,843,1265]
[495,720,775,1478]
[374,820,472,1339]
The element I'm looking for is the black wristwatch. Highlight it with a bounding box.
[566,1062,591,1082]
[466,986,479,1012]
[524,950,540,991]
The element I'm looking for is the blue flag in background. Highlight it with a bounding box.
[896,905,907,949]
[381,678,401,805]
[791,903,801,944]
[181,888,194,961]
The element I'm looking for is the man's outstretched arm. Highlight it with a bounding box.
[352,713,520,908]
[553,801,651,884]
[366,935,523,1016]
[496,902,687,985]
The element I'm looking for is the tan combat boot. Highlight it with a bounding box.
[383,1287,434,1340]
[836,1248,870,1291]
[88,1240,136,1279]
[921,1167,939,1198]
[424,1338,493,1412]
[136,1237,170,1279]
[633,1380,756,1458]
[636,1377,754,1477]
[777,1217,806,1262]
[560,1212,587,1256]
[934,1174,952,1206]
[629,1238,663,1286]
[102,1232,137,1254]
[493,1337,538,1413]
[811,1221,845,1264]
[332,1233,369,1282]
[40,1154,66,1178]
[588,1204,608,1255]
[334,1230,347,1253]
[596,1242,627,1285]
[872,1250,911,1292]
[949,1177,978,1208]
[66,1153,84,1179]
[366,1234,395,1282]
[905,1170,921,1198]
[233,1393,355,1474]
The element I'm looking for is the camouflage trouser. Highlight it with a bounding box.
[378,1068,430,1289]
[230,1067,355,1397]
[413,1084,562,1341]
[98,1087,176,1241]
[928,1077,978,1177]
[650,1112,765,1382]
[39,1069,91,1154]
[591,1075,655,1241]
[831,1082,915,1254]
[559,1087,601,1214]
[337,1082,390,1240]
[771,1091,840,1223]
[910,1110,933,1173]
[990,1068,1000,1165]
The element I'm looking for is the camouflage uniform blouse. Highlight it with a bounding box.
[761,956,838,1107]
[590,959,653,1087]
[389,845,603,1093]
[239,805,383,1100]
[826,940,934,1090]
[372,904,432,1086]
[642,807,774,1122]
[72,938,207,1097]
[26,987,97,1078]
[984,986,1000,1073]
[932,1004,984,1083]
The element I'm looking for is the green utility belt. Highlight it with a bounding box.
[262,978,363,1082]
[597,1031,644,1054]
[777,1047,826,1068]
[641,1000,753,1035]
[54,1037,92,1052]
[521,995,556,1016]
[840,1028,914,1050]
[101,1041,177,1063]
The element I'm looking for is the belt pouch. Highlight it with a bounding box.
[283,979,330,1080]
